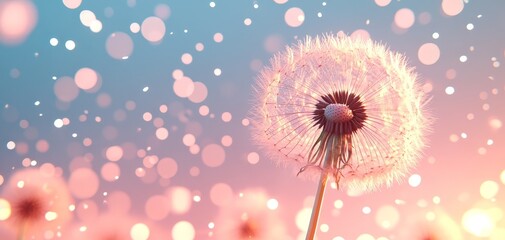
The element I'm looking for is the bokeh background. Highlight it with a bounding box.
[0,0,504,239]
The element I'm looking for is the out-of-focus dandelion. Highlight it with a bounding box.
[0,168,73,240]
[251,34,430,239]
[213,189,288,240]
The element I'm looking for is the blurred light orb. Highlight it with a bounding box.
[418,43,440,65]
[284,7,305,27]
[172,221,195,240]
[0,0,37,45]
[106,32,134,60]
[130,223,150,240]
[74,67,98,90]
[141,16,166,43]
[462,208,495,237]
[394,8,415,29]
[63,0,82,9]
[480,180,499,199]
[442,0,464,16]
[375,205,400,229]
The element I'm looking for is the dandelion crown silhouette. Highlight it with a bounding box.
[252,33,429,191]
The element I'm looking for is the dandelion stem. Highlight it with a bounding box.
[305,139,333,240]
[305,170,329,240]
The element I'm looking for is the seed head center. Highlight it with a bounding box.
[324,103,353,123]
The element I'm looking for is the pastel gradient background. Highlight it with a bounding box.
[1,0,505,239]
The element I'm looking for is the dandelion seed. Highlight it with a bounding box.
[250,34,430,239]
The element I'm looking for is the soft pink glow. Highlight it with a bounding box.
[418,43,440,65]
[145,195,170,220]
[0,0,37,45]
[157,157,178,179]
[68,168,99,199]
[105,145,123,162]
[441,0,464,16]
[105,191,131,215]
[210,183,233,206]
[188,81,208,103]
[101,162,120,182]
[374,0,391,7]
[106,32,134,60]
[284,7,305,27]
[141,16,166,43]
[201,144,225,167]
[173,76,195,98]
[213,32,223,43]
[74,67,98,90]
[54,76,79,102]
[154,4,171,20]
[394,8,415,29]
[63,0,82,9]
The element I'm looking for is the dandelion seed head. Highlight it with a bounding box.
[251,34,430,191]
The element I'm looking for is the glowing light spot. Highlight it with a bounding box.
[199,105,209,116]
[375,205,400,229]
[195,42,204,51]
[172,221,195,240]
[141,16,166,43]
[154,4,171,20]
[362,206,372,214]
[168,186,192,214]
[467,23,474,30]
[65,40,76,50]
[350,29,370,40]
[394,8,415,29]
[462,208,495,237]
[74,67,98,90]
[210,183,233,206]
[221,112,232,122]
[173,76,195,98]
[418,43,440,65]
[274,0,288,4]
[49,37,58,46]
[130,223,150,240]
[6,141,15,150]
[0,0,38,45]
[213,32,223,43]
[295,208,312,231]
[0,199,11,220]
[156,127,169,140]
[408,174,422,187]
[244,18,252,26]
[209,2,216,8]
[480,180,499,199]
[247,152,260,165]
[106,32,134,60]
[489,118,502,130]
[320,224,329,232]
[267,198,279,210]
[202,144,225,167]
[68,168,99,199]
[63,0,82,9]
[101,162,120,181]
[213,68,221,76]
[460,55,468,62]
[357,234,375,240]
[445,86,455,95]
[157,157,178,179]
[79,10,95,27]
[130,22,140,33]
[442,0,464,16]
[221,135,232,147]
[334,200,343,209]
[183,134,196,146]
[105,145,123,161]
[500,170,505,185]
[45,211,58,221]
[284,7,305,27]
[374,0,391,7]
[145,195,170,220]
[181,53,193,65]
[188,81,208,103]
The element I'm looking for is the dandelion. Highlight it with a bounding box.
[251,34,430,239]
[0,168,73,240]
[213,189,288,240]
